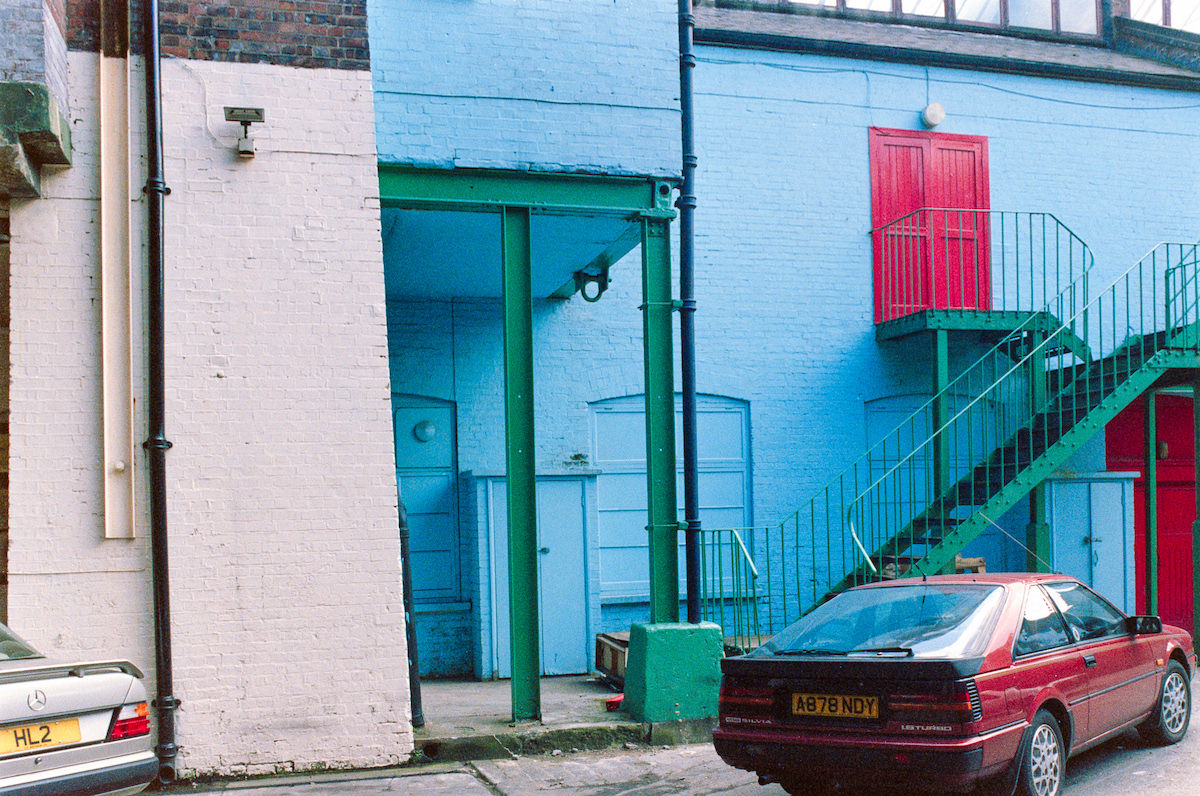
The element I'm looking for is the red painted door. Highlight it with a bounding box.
[1106,394,1196,632]
[929,139,991,311]
[869,128,991,322]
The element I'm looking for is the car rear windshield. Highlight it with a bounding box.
[765,583,1005,659]
[0,625,41,660]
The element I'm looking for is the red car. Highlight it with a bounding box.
[713,573,1194,796]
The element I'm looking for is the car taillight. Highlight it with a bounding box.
[887,680,982,725]
[108,702,150,740]
[719,679,776,727]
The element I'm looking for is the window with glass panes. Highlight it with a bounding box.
[1130,0,1200,32]
[783,0,1101,35]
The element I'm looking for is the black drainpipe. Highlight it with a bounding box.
[141,0,179,783]
[678,0,702,624]
[397,502,424,727]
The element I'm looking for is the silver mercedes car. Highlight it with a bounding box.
[0,624,156,796]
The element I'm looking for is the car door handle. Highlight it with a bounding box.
[1083,654,1097,668]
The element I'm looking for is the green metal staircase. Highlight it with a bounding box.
[700,239,1200,648]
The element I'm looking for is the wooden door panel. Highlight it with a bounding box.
[870,128,991,322]
[870,132,930,322]
[930,141,991,310]
[1106,394,1196,633]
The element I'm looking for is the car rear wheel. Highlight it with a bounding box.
[1016,709,1064,796]
[1139,660,1191,745]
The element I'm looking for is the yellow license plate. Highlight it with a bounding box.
[0,718,81,755]
[791,693,879,719]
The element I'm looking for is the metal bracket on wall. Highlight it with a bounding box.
[573,262,611,302]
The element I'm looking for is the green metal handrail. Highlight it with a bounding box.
[696,260,1093,643]
[701,242,1199,649]
[838,242,1200,591]
[875,209,1091,324]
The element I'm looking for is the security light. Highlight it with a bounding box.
[223,107,265,158]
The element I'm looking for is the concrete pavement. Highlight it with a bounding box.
[168,724,1200,795]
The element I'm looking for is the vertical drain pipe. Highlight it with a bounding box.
[141,0,179,782]
[397,502,424,727]
[678,0,702,624]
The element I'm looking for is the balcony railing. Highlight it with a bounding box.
[873,208,1093,325]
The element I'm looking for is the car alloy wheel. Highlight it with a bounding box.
[1140,660,1191,745]
[1161,670,1188,735]
[1018,709,1063,796]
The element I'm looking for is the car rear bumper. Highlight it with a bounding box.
[713,724,1016,791]
[0,750,157,796]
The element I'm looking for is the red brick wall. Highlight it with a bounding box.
[67,0,370,71]
[47,0,68,36]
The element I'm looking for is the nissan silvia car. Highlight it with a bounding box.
[0,624,156,795]
[713,574,1195,796]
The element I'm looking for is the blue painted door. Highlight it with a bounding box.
[491,478,590,677]
[393,398,459,602]
[1047,477,1136,613]
[591,396,751,602]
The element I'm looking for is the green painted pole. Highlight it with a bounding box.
[1144,392,1158,616]
[1027,332,1051,572]
[931,330,952,573]
[642,216,679,624]
[501,206,540,720]
[932,330,950,495]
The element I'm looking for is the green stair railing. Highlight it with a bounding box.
[836,242,1200,594]
[700,213,1095,643]
[702,242,1200,647]
[875,209,1093,323]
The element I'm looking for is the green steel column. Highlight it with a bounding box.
[501,205,540,720]
[1145,392,1159,616]
[1026,332,1051,572]
[931,330,952,573]
[931,330,950,494]
[642,216,679,624]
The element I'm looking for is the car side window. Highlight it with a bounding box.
[1014,586,1072,657]
[1044,581,1126,642]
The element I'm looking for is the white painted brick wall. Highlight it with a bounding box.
[7,51,411,777]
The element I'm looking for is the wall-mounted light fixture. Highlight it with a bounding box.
[921,102,946,128]
[1158,439,1169,460]
[223,106,265,158]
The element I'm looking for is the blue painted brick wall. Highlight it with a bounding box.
[384,37,1200,669]
[369,0,681,176]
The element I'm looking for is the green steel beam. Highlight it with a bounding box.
[876,310,1089,363]
[931,330,950,500]
[877,310,1051,340]
[641,216,679,624]
[379,164,675,216]
[1027,332,1051,572]
[828,354,1200,596]
[930,330,953,574]
[910,357,1176,577]
[501,205,540,721]
[1144,391,1159,616]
